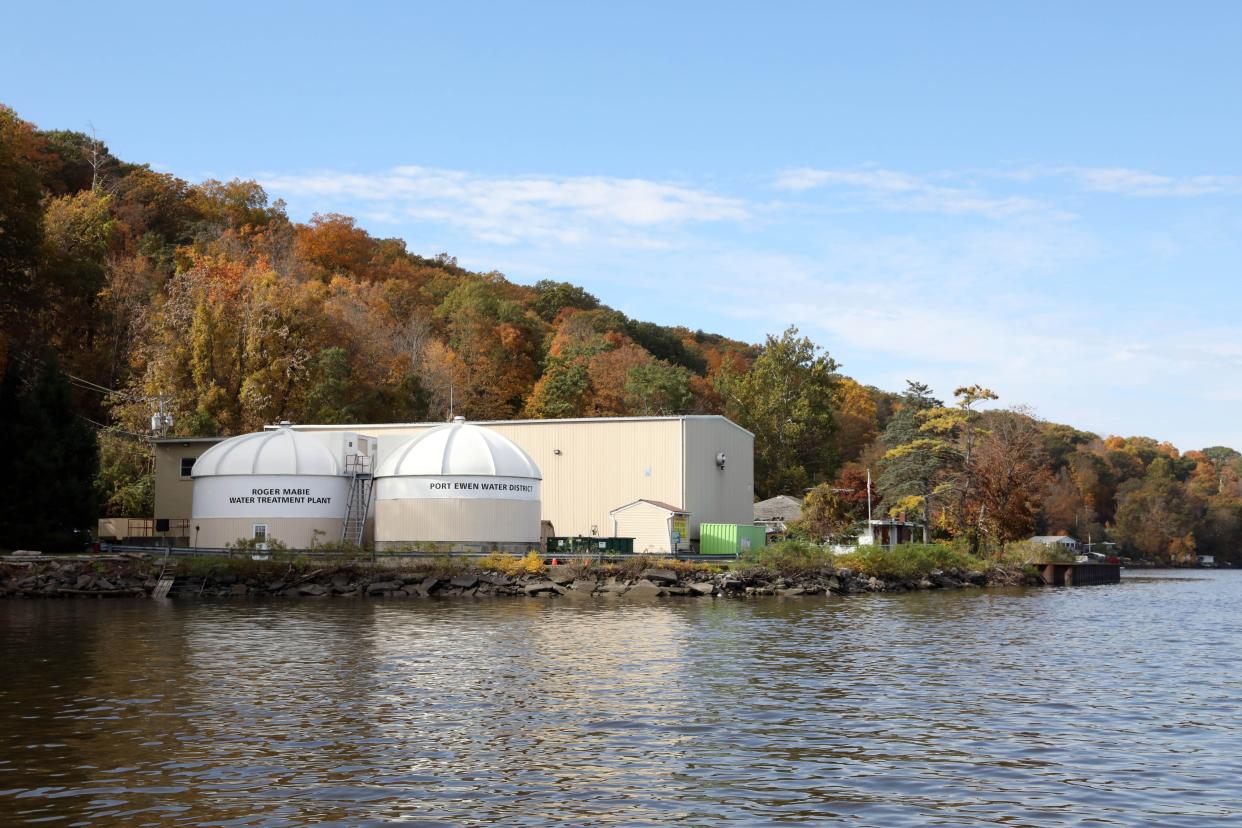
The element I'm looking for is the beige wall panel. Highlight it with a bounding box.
[612,502,673,554]
[682,418,755,538]
[193,517,344,550]
[374,498,541,546]
[487,420,683,538]
[154,442,216,521]
[320,419,685,538]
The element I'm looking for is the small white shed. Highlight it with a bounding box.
[1028,535,1082,554]
[610,499,690,555]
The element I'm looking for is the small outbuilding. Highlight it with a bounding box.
[373,417,542,552]
[610,499,690,554]
[1028,535,1082,555]
[754,494,803,538]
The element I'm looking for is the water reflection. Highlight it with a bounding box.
[1,571,1239,825]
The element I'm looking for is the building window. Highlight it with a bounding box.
[180,457,195,478]
[253,524,267,543]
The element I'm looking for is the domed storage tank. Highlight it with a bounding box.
[191,425,350,549]
[374,417,542,552]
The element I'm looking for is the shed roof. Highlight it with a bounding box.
[754,495,803,522]
[609,498,687,515]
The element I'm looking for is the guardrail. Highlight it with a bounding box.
[98,543,740,563]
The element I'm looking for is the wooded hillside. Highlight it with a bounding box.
[2,104,1239,562]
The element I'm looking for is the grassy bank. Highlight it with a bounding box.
[740,539,1039,584]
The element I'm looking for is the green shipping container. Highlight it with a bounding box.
[699,523,766,555]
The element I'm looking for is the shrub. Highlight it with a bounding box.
[740,539,836,574]
[998,540,1075,565]
[478,550,546,577]
[834,543,985,582]
[226,536,289,553]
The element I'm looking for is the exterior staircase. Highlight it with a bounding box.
[341,454,374,546]
[152,558,177,598]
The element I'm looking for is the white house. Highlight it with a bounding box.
[1028,535,1082,554]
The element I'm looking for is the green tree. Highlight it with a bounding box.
[1113,457,1198,564]
[624,361,693,415]
[794,483,853,542]
[877,381,944,543]
[525,355,592,418]
[919,385,998,551]
[0,106,46,347]
[531,279,600,322]
[95,432,153,517]
[0,354,98,550]
[714,326,839,498]
[304,347,356,423]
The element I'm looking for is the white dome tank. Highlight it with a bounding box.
[373,417,542,551]
[190,424,350,549]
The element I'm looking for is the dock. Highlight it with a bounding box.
[1036,562,1121,586]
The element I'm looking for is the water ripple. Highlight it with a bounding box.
[1,570,1240,825]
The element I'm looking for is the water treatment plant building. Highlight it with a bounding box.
[149,415,754,552]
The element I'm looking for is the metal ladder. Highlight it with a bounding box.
[152,557,177,599]
[341,454,373,546]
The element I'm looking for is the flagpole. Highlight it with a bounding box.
[866,467,873,526]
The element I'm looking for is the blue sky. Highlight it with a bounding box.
[6,1,1242,449]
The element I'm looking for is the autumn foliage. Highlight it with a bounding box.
[1,102,1237,564]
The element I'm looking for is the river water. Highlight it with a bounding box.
[0,570,1239,826]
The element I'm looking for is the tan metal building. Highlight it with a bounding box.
[151,415,754,548]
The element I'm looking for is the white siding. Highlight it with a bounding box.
[611,502,674,554]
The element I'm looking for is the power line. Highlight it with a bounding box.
[77,415,149,441]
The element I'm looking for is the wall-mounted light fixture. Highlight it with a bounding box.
[553,448,562,455]
[716,452,727,470]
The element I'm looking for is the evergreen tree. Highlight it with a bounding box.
[877,381,943,543]
[0,354,98,551]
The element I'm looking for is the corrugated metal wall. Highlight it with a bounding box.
[337,418,687,538]
[682,417,755,538]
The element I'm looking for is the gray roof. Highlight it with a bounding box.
[754,495,803,522]
[1029,535,1079,544]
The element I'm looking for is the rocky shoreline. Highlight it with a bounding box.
[0,556,1040,600]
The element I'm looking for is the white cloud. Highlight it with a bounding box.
[259,166,748,246]
[1068,166,1242,197]
[772,166,1055,219]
